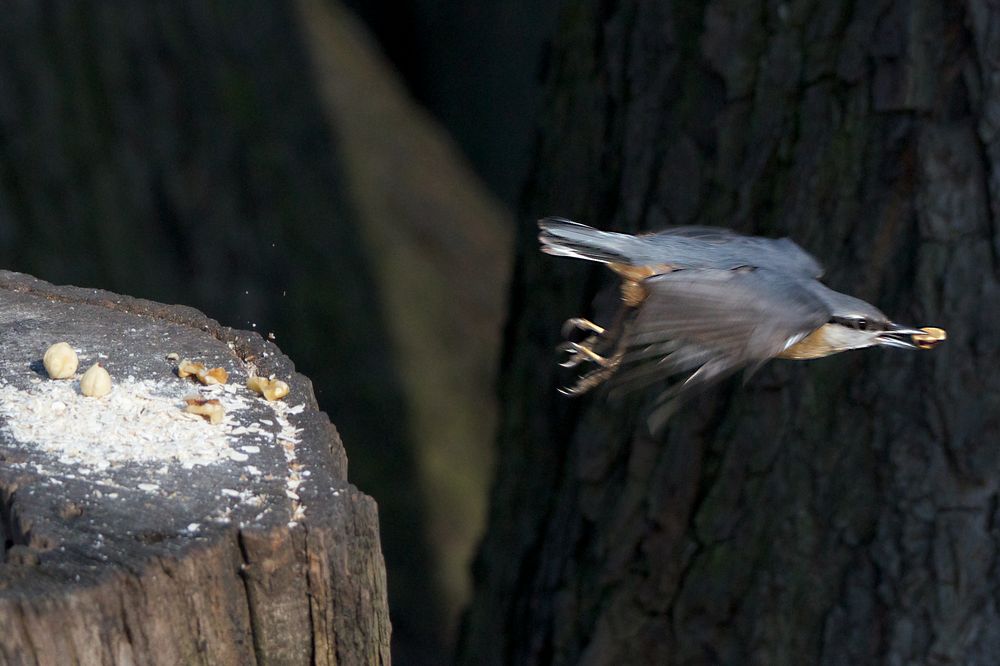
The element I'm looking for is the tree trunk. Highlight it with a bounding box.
[460,1,1000,664]
[0,3,512,661]
[0,271,390,665]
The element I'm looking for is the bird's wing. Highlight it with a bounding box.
[632,228,824,278]
[646,232,825,278]
[611,268,830,428]
[766,237,825,278]
[539,217,824,278]
[651,226,740,241]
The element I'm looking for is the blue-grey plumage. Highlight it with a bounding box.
[538,217,943,431]
[539,216,824,278]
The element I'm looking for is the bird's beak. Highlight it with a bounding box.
[876,322,925,349]
[887,322,926,336]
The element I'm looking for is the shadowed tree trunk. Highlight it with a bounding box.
[460,1,1000,664]
[341,0,560,205]
[0,2,510,662]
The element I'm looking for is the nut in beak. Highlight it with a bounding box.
[912,326,946,350]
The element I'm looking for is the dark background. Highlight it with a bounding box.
[345,0,557,206]
[461,1,1000,665]
[0,1,557,663]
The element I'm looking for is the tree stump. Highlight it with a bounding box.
[0,271,391,665]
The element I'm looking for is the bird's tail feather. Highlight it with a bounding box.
[538,217,640,264]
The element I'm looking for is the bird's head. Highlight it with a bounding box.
[820,294,925,352]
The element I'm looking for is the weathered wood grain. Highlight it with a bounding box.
[0,271,390,665]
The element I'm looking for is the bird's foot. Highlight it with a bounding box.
[558,318,610,368]
[562,317,605,338]
[558,363,619,396]
[558,340,615,368]
[556,316,624,395]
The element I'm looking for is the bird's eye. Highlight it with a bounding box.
[856,319,868,331]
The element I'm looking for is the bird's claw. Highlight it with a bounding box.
[558,341,611,368]
[562,317,606,338]
[555,316,624,396]
[559,362,620,396]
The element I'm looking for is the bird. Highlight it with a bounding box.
[538,217,945,429]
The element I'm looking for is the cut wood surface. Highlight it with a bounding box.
[0,271,390,665]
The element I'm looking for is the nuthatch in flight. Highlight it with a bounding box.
[539,218,946,428]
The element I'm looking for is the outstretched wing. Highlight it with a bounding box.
[611,268,830,428]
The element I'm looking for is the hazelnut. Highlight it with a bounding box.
[912,327,947,350]
[80,363,112,397]
[43,342,79,379]
[184,397,225,425]
[202,367,229,385]
[177,359,228,385]
[177,359,205,379]
[247,375,290,401]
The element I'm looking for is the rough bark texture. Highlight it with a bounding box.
[0,271,390,665]
[461,1,1000,665]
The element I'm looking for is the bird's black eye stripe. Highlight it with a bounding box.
[829,315,884,331]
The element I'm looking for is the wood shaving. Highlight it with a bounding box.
[1,351,311,527]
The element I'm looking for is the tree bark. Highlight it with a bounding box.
[460,1,1000,664]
